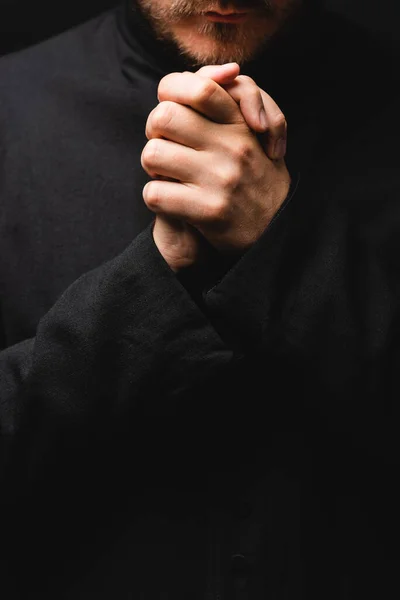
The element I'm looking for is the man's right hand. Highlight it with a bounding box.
[148,63,288,273]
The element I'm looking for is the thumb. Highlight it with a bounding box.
[195,62,240,85]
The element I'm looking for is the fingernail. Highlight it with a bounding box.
[274,137,287,159]
[259,107,268,129]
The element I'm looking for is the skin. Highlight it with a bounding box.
[136,0,303,67]
[138,1,300,271]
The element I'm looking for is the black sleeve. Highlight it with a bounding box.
[176,170,301,353]
[0,223,234,499]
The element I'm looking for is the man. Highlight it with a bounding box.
[1,1,399,598]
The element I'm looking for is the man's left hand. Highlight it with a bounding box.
[142,70,291,257]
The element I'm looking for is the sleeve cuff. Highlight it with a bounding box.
[200,170,301,351]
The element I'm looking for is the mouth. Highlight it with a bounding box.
[204,11,249,24]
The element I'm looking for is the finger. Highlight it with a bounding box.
[195,62,240,85]
[141,138,201,182]
[224,77,287,160]
[157,71,244,126]
[258,87,287,160]
[222,75,267,133]
[143,180,210,224]
[145,101,216,150]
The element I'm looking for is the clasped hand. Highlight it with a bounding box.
[141,63,291,272]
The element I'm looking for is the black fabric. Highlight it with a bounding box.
[1,1,400,598]
[0,0,118,56]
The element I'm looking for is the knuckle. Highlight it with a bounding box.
[195,78,218,104]
[206,197,229,222]
[143,181,160,209]
[250,88,262,102]
[235,75,260,97]
[231,140,253,163]
[145,109,157,139]
[195,66,209,77]
[270,111,287,131]
[217,164,242,190]
[157,73,178,100]
[141,139,160,168]
[152,101,175,132]
[236,74,254,85]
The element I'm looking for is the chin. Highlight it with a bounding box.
[171,23,273,67]
[178,44,256,67]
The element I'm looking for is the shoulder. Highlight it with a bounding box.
[0,7,117,77]
[311,9,400,162]
[0,8,118,135]
[319,9,400,99]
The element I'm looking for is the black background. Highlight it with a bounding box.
[0,0,399,57]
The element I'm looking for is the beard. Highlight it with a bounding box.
[134,0,305,67]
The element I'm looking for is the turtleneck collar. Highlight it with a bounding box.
[115,0,326,85]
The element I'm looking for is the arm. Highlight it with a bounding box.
[0,224,234,497]
[1,64,285,492]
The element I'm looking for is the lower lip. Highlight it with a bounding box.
[205,12,248,23]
